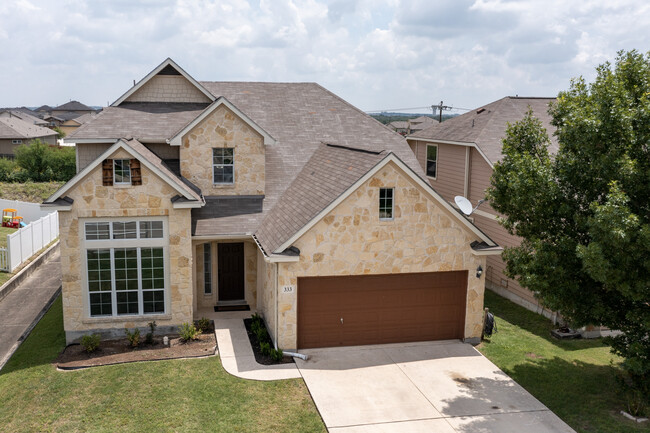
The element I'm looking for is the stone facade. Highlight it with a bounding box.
[59,148,193,343]
[193,239,258,310]
[180,105,265,195]
[270,162,487,350]
[76,143,179,173]
[127,75,211,103]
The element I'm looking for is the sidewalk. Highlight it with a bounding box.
[0,246,62,370]
[196,308,302,381]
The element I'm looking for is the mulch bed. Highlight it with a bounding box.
[243,318,294,365]
[55,322,217,370]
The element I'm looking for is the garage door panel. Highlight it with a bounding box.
[298,271,468,349]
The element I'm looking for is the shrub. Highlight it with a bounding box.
[178,322,199,342]
[80,334,100,353]
[145,321,157,345]
[124,328,140,347]
[259,341,271,356]
[270,348,284,362]
[254,325,268,342]
[0,158,17,182]
[47,146,76,181]
[251,313,263,324]
[15,139,50,182]
[196,317,210,333]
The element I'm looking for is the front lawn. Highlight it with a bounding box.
[0,296,326,433]
[479,290,645,433]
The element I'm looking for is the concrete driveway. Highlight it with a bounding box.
[295,341,575,433]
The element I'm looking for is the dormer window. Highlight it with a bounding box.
[114,159,131,184]
[213,148,234,184]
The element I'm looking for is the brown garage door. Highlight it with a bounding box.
[297,271,468,349]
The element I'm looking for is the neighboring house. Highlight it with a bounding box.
[51,100,96,118]
[389,116,435,136]
[58,112,97,137]
[0,108,49,127]
[407,97,559,317]
[43,58,501,350]
[0,115,58,157]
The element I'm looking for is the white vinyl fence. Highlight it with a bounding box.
[0,211,58,272]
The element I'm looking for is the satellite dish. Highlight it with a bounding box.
[455,196,473,215]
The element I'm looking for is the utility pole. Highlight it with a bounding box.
[432,100,452,123]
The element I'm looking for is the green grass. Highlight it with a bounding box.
[478,290,646,433]
[0,181,63,203]
[0,225,17,249]
[0,296,326,433]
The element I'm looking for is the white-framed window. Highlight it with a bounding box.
[212,148,234,184]
[11,139,22,145]
[379,188,394,221]
[113,159,131,184]
[426,144,437,178]
[203,243,212,295]
[83,218,168,318]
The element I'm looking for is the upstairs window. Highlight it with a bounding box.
[102,158,142,186]
[114,159,131,184]
[426,145,438,178]
[379,188,394,221]
[213,148,234,184]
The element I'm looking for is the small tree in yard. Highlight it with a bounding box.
[487,50,650,406]
[15,139,51,181]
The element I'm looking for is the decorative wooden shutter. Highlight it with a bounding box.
[102,159,113,186]
[130,159,142,186]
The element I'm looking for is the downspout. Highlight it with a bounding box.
[274,262,279,350]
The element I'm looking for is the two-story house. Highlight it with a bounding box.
[407,97,559,318]
[43,59,501,351]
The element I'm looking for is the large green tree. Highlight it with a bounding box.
[488,50,650,394]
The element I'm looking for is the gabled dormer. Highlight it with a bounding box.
[169,97,276,197]
[112,58,215,105]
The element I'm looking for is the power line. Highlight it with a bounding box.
[366,104,472,114]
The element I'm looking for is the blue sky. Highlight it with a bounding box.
[1,0,649,113]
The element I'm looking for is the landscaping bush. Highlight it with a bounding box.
[270,348,284,362]
[260,341,271,356]
[145,321,157,345]
[196,317,210,333]
[124,328,140,347]
[178,322,199,342]
[80,334,100,353]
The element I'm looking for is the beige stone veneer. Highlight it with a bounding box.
[59,149,193,342]
[271,162,487,350]
[180,105,265,195]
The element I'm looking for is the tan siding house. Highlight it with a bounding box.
[407,97,559,318]
[45,58,502,349]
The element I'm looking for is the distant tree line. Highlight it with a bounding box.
[0,139,76,182]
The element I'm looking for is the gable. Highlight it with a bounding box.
[112,58,215,106]
[179,103,266,196]
[293,160,485,258]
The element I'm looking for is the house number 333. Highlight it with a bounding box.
[282,286,295,294]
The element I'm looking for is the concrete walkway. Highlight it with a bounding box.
[0,246,62,370]
[295,341,576,433]
[196,308,301,381]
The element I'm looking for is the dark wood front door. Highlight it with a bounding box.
[297,271,468,349]
[218,243,245,301]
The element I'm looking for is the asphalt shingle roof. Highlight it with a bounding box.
[0,116,57,140]
[409,97,558,164]
[53,101,94,112]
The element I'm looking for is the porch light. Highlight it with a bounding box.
[476,265,483,279]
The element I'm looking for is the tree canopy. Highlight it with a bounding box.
[487,50,650,394]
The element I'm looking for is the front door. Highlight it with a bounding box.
[218,243,245,301]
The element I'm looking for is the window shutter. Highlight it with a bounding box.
[130,159,142,185]
[102,159,113,186]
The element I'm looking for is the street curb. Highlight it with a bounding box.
[0,240,59,303]
[0,286,61,371]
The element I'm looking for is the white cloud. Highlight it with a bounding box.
[0,0,649,111]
